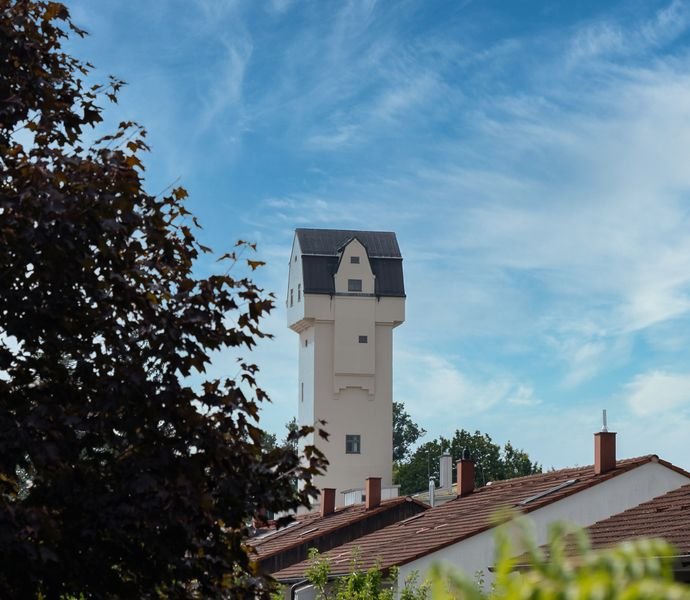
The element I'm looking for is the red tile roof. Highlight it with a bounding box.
[248,496,427,560]
[272,456,681,581]
[586,483,690,554]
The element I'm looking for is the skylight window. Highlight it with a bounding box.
[519,479,579,506]
[399,513,425,526]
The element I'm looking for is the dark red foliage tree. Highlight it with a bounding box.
[0,2,326,597]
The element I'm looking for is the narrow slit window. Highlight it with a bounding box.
[348,279,362,292]
[297,283,301,302]
[290,289,294,307]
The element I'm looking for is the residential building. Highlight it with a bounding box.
[249,478,427,575]
[273,431,690,597]
[579,482,690,582]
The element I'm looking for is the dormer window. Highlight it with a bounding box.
[350,256,360,264]
[348,279,362,292]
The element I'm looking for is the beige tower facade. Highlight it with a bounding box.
[287,229,405,505]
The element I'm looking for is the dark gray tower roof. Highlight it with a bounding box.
[295,228,405,297]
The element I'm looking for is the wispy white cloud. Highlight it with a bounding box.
[567,0,690,64]
[567,21,626,63]
[306,124,361,150]
[197,37,253,134]
[640,0,690,48]
[624,370,690,417]
[193,0,241,26]
[260,195,366,227]
[506,385,541,407]
[266,0,294,16]
[394,349,537,424]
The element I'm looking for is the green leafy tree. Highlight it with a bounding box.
[284,416,299,453]
[393,401,426,463]
[430,519,690,599]
[305,548,430,600]
[0,2,326,597]
[396,430,540,495]
[261,417,299,454]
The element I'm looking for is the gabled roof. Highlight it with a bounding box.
[249,496,426,560]
[294,229,405,297]
[586,483,690,554]
[248,496,428,575]
[272,456,679,582]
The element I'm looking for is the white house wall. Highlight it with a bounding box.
[397,461,690,589]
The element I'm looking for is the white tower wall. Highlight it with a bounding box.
[287,230,405,504]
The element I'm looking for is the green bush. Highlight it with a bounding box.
[304,547,430,600]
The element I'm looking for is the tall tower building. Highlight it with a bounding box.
[287,229,405,504]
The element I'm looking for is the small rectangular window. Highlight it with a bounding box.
[350,256,360,264]
[358,335,368,344]
[346,434,361,454]
[304,338,308,347]
[348,279,362,292]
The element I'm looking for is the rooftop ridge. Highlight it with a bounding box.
[295,228,402,258]
[412,455,657,498]
[296,227,397,235]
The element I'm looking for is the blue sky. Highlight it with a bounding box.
[65,0,690,470]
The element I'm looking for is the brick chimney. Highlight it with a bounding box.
[457,449,475,497]
[252,508,268,529]
[594,431,616,475]
[320,488,336,517]
[365,477,381,510]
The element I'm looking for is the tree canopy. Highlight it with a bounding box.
[393,401,426,463]
[395,429,540,495]
[0,1,325,597]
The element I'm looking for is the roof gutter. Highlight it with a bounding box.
[290,576,345,600]
[290,579,310,600]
